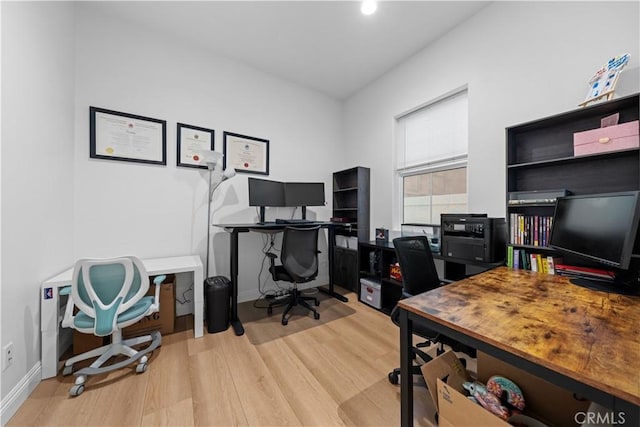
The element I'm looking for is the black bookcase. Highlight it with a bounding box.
[506,93,639,257]
[332,167,370,291]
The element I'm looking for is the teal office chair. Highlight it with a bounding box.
[61,256,164,396]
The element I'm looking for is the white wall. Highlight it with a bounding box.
[344,1,640,236]
[1,1,76,420]
[72,4,342,304]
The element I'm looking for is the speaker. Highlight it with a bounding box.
[205,276,230,333]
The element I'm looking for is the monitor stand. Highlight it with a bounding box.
[258,206,266,224]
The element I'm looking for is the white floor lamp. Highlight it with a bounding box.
[201,151,236,279]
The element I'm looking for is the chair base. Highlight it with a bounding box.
[268,287,320,325]
[387,344,468,386]
[64,330,161,396]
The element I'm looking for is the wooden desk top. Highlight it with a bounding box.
[399,266,640,405]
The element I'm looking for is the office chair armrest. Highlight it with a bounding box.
[61,294,76,328]
[150,275,166,312]
[265,252,277,259]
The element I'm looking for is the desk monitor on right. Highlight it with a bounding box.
[284,182,325,220]
[549,190,640,295]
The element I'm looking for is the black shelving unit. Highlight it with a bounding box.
[332,167,370,291]
[506,93,639,259]
[357,240,504,314]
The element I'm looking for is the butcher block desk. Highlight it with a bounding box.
[398,266,640,426]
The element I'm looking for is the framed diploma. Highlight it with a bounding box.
[90,107,166,165]
[177,123,215,169]
[223,131,269,175]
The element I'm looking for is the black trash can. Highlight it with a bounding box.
[205,276,230,333]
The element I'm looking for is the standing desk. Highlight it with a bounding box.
[398,266,640,426]
[40,255,203,380]
[213,221,349,336]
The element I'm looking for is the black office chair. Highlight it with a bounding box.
[388,235,476,385]
[266,226,321,325]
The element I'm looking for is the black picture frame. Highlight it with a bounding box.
[223,131,269,175]
[176,123,215,169]
[90,106,166,165]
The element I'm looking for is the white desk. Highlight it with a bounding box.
[40,255,204,379]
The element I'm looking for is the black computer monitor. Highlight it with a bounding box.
[284,182,326,207]
[549,191,640,294]
[248,178,286,223]
[248,178,285,207]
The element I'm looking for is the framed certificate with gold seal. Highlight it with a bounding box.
[90,106,166,165]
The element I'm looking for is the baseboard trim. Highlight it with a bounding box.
[0,363,41,426]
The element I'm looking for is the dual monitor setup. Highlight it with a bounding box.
[548,190,640,295]
[248,177,326,224]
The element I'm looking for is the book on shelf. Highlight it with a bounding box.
[546,256,563,275]
[510,249,559,275]
[509,213,553,246]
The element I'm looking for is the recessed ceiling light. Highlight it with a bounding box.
[361,1,377,16]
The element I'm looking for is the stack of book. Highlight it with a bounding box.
[506,247,562,274]
[554,264,615,282]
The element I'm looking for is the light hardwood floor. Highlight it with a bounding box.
[8,289,439,426]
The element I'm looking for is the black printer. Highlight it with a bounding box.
[441,214,506,262]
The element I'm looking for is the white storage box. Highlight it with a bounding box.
[360,278,382,309]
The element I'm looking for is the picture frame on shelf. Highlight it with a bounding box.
[223,131,269,175]
[177,123,215,169]
[90,106,166,165]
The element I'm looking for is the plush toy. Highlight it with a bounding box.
[463,381,511,420]
[486,375,526,412]
[463,376,526,420]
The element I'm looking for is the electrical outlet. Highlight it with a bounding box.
[2,342,14,371]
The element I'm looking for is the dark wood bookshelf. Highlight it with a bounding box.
[506,94,640,258]
[331,167,370,292]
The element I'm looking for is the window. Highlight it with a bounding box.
[395,89,468,225]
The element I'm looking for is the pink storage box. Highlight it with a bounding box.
[573,120,639,156]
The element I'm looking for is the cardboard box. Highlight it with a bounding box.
[437,378,511,427]
[421,350,584,426]
[420,349,471,413]
[420,350,511,426]
[477,352,591,427]
[73,331,107,355]
[573,120,639,156]
[123,274,176,338]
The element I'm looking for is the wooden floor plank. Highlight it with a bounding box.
[256,339,346,426]
[189,332,248,426]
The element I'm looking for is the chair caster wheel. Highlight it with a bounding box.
[267,306,273,315]
[314,299,320,306]
[136,363,148,374]
[388,371,399,385]
[313,312,320,320]
[282,318,288,326]
[63,365,73,376]
[69,384,85,397]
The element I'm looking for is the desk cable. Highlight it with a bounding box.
[253,233,290,309]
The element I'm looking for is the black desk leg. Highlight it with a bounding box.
[318,226,349,302]
[400,309,413,427]
[229,230,244,336]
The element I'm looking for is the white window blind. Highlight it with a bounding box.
[396,90,468,176]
